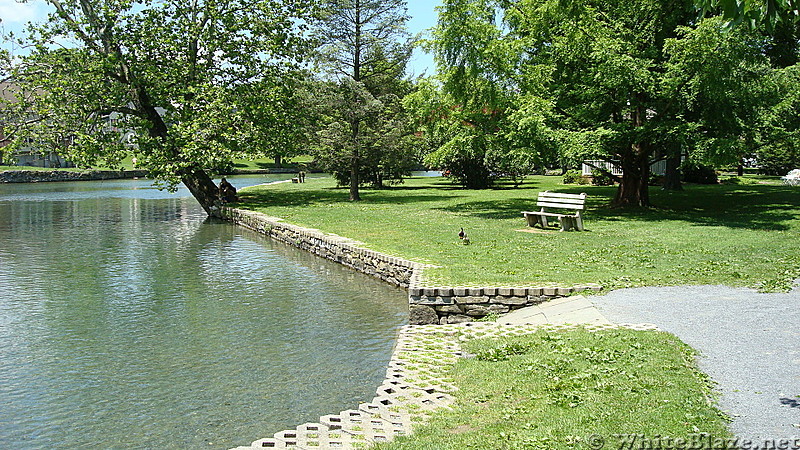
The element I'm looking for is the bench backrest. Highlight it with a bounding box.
[536,191,587,210]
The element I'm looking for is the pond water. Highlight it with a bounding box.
[0,175,408,449]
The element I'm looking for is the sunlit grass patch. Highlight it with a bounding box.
[238,175,800,291]
[376,328,733,450]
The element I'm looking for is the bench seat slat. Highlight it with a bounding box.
[523,211,570,217]
[537,192,586,200]
[536,201,584,210]
[537,196,585,205]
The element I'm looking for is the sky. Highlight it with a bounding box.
[0,0,443,76]
[406,0,443,77]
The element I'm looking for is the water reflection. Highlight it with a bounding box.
[0,176,407,449]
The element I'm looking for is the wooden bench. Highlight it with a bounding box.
[522,191,587,231]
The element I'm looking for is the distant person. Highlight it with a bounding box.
[219,178,238,203]
[299,171,306,183]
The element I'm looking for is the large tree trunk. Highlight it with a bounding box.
[182,166,223,217]
[662,153,683,191]
[274,154,283,168]
[613,144,651,207]
[348,0,362,202]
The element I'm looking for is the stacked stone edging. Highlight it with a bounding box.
[222,208,428,288]
[408,283,603,325]
[222,207,604,325]
[0,169,149,183]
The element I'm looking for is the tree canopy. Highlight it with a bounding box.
[695,0,800,30]
[1,0,314,215]
[419,0,783,206]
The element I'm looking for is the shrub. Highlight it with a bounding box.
[591,169,615,186]
[757,143,799,176]
[562,169,582,184]
[682,164,718,184]
[649,173,664,186]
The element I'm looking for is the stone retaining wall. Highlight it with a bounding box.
[0,169,149,183]
[408,284,602,325]
[221,208,425,288]
[223,207,603,325]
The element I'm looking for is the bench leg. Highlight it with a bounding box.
[524,214,536,227]
[524,214,545,228]
[535,216,544,228]
[558,216,573,231]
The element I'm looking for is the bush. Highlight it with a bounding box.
[682,164,718,184]
[562,169,582,184]
[591,169,615,186]
[649,173,664,186]
[757,143,799,176]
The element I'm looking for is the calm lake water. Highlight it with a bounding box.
[0,175,408,449]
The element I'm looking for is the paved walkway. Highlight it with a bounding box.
[498,294,611,325]
[503,288,800,442]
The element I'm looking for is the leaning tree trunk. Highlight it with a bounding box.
[182,166,223,217]
[130,85,222,217]
[613,144,651,207]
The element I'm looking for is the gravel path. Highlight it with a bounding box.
[591,285,800,441]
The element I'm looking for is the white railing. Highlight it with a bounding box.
[582,159,670,176]
[582,160,623,176]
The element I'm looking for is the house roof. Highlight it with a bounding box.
[0,79,21,105]
[0,79,42,108]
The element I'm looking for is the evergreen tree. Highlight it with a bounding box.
[314,0,415,199]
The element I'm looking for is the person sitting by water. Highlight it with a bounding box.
[219,178,238,203]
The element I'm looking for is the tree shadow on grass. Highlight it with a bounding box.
[434,198,539,220]
[438,184,799,231]
[597,184,799,231]
[234,161,298,169]
[237,176,547,209]
[238,186,465,208]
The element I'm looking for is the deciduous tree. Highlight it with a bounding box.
[1,0,313,216]
[426,0,772,205]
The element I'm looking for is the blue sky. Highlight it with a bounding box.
[0,0,441,75]
[406,0,443,77]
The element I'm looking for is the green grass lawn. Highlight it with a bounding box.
[236,177,750,448]
[0,165,92,171]
[375,328,733,450]
[1,155,314,173]
[231,155,314,171]
[237,175,800,291]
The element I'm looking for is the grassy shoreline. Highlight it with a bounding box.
[237,175,800,292]
[0,155,315,174]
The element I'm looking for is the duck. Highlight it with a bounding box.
[462,233,470,245]
[458,227,465,240]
